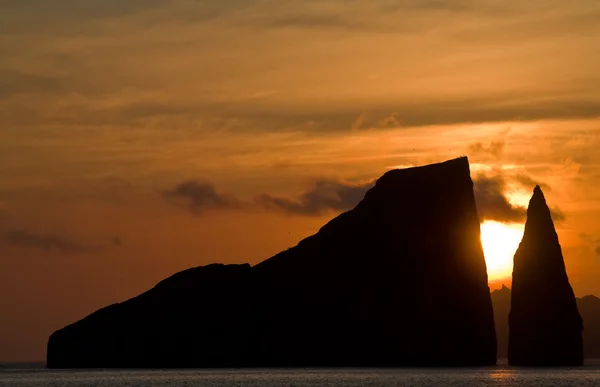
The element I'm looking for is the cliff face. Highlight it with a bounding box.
[47,157,497,368]
[508,186,583,366]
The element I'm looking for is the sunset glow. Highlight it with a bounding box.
[480,221,525,281]
[1,0,600,363]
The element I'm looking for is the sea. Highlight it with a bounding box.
[1,361,600,387]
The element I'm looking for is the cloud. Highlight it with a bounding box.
[468,129,510,159]
[164,172,565,222]
[590,236,600,257]
[0,0,169,21]
[469,139,506,158]
[549,207,566,223]
[163,179,374,216]
[111,236,123,246]
[161,180,243,214]
[513,174,551,191]
[579,234,600,257]
[262,13,370,31]
[3,229,119,253]
[2,0,600,133]
[473,172,565,223]
[473,174,526,222]
[0,70,70,97]
[255,180,375,216]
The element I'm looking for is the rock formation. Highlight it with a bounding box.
[493,287,599,359]
[508,186,583,366]
[47,157,497,368]
[578,295,600,358]
[48,263,253,368]
[491,285,511,358]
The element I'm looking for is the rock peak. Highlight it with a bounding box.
[524,185,557,235]
[529,185,546,205]
[509,186,583,366]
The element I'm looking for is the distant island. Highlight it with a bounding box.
[493,286,600,359]
[46,157,585,368]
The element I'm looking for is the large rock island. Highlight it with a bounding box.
[47,157,497,368]
[509,186,583,366]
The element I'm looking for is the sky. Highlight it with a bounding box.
[1,0,600,362]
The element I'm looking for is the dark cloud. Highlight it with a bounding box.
[549,207,566,223]
[591,236,600,257]
[3,1,600,131]
[3,229,118,253]
[111,236,123,247]
[6,93,600,132]
[0,70,68,97]
[468,128,510,159]
[255,180,375,216]
[164,173,564,222]
[513,174,551,191]
[473,174,526,222]
[0,0,169,20]
[162,180,243,215]
[469,139,506,158]
[163,179,374,217]
[264,14,369,31]
[405,0,471,12]
[473,173,565,223]
[579,234,600,256]
[0,0,172,36]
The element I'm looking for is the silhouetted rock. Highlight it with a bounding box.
[508,186,583,366]
[494,287,600,359]
[579,295,600,358]
[491,285,511,358]
[47,263,253,368]
[47,157,497,368]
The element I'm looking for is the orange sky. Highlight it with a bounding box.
[1,0,600,362]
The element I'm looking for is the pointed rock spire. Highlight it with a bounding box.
[508,186,583,366]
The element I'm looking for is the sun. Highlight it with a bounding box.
[480,220,525,281]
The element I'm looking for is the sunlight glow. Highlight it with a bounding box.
[505,190,532,208]
[480,221,525,281]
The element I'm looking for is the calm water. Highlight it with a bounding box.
[2,363,600,387]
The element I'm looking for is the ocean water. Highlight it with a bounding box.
[1,362,600,387]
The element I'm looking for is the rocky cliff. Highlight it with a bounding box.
[47,157,497,368]
[508,186,583,366]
